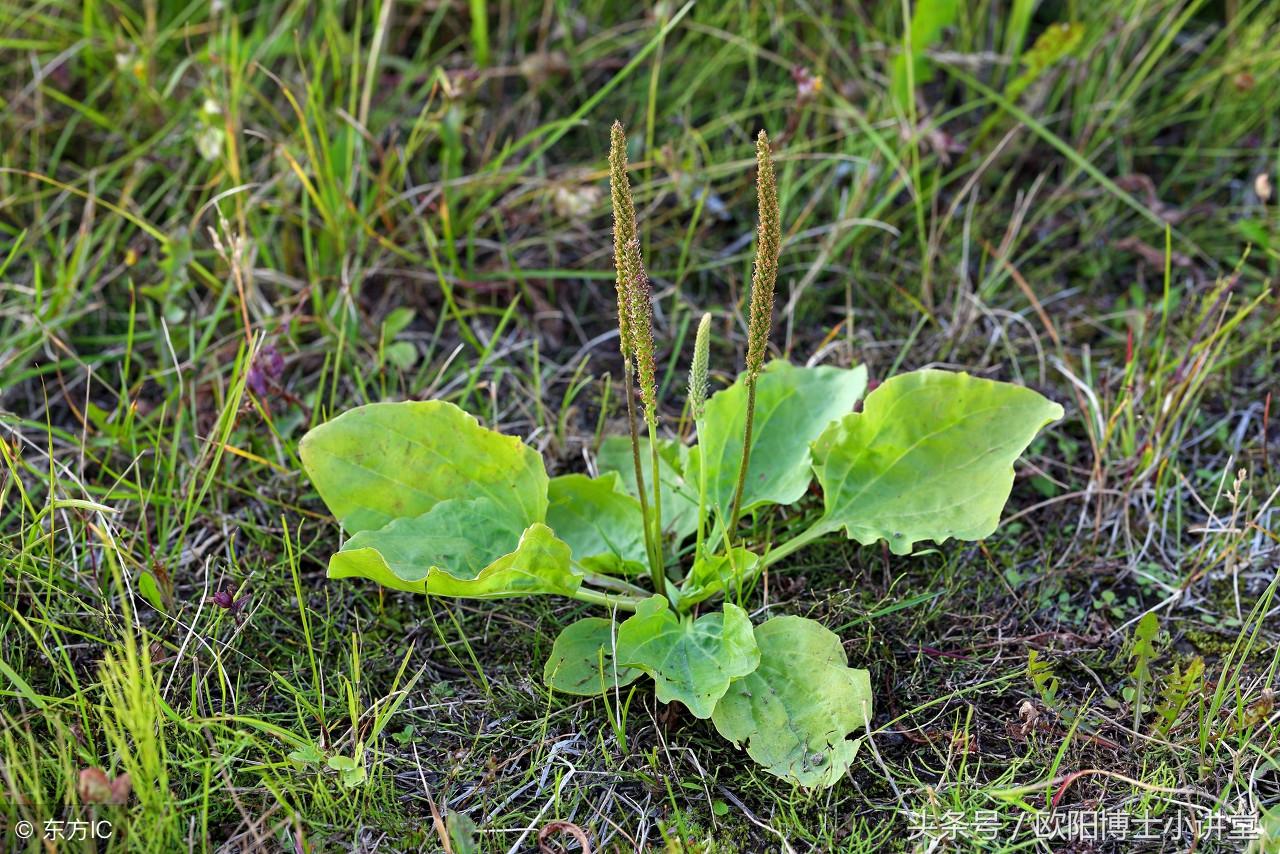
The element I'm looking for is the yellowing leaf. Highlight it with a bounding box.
[712,616,871,788]
[812,370,1063,554]
[337,496,523,583]
[330,520,578,599]
[300,401,547,534]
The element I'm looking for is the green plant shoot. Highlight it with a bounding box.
[299,123,1063,788]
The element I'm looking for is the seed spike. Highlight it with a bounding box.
[624,238,658,419]
[608,121,666,597]
[727,130,782,539]
[745,129,780,380]
[609,121,639,361]
[690,312,713,562]
[688,313,712,421]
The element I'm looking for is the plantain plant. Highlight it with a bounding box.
[299,123,1063,788]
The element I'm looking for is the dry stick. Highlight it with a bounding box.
[727,130,781,537]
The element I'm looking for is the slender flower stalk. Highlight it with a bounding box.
[609,122,666,598]
[623,238,665,589]
[727,130,781,536]
[689,313,712,559]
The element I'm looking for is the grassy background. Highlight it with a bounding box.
[2,0,1279,850]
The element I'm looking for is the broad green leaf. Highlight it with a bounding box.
[325,546,427,593]
[424,523,572,597]
[812,370,1063,555]
[712,616,872,788]
[616,597,759,718]
[544,617,643,696]
[689,360,867,525]
[334,496,523,582]
[330,519,579,599]
[546,472,648,575]
[300,400,547,534]
[675,547,761,610]
[597,435,698,541]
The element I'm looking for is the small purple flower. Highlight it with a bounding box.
[247,345,285,397]
[209,586,250,613]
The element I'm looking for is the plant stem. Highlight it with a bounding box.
[623,362,663,592]
[726,131,780,542]
[580,570,649,597]
[644,418,667,599]
[726,378,758,538]
[570,586,643,612]
[759,517,833,569]
[694,419,708,562]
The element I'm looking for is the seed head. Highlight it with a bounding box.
[688,313,712,420]
[609,121,640,361]
[745,130,780,380]
[624,238,658,418]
